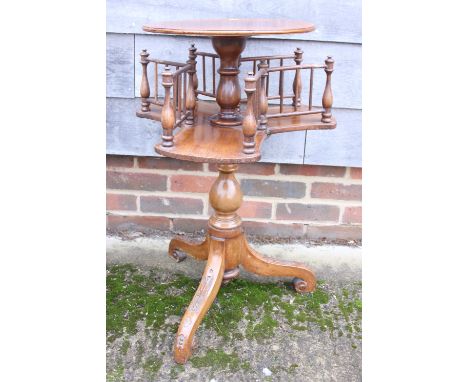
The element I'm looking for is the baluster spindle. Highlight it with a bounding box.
[292,47,303,108]
[183,72,187,114]
[236,57,241,114]
[242,72,257,154]
[266,59,270,96]
[308,68,314,111]
[321,56,334,123]
[258,60,269,130]
[177,70,182,116]
[154,63,158,102]
[161,66,175,147]
[279,58,284,113]
[212,57,216,94]
[140,49,150,112]
[186,45,197,125]
[175,67,180,118]
[188,44,198,99]
[202,55,206,92]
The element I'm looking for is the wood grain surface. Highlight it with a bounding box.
[143,18,314,36]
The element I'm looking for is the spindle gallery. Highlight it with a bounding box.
[135,18,336,364]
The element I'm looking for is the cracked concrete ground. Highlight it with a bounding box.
[106,234,362,381]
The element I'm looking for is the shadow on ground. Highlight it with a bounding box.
[106,264,362,381]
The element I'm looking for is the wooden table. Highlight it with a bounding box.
[137,18,336,364]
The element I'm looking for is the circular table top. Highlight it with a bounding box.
[143,18,315,37]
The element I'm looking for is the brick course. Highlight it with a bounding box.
[106,193,137,211]
[107,170,166,191]
[138,157,203,171]
[276,203,340,222]
[209,162,276,175]
[279,164,346,177]
[241,179,306,198]
[310,182,362,201]
[106,155,362,241]
[350,167,362,179]
[140,196,204,214]
[342,206,362,224]
[106,155,134,168]
[170,175,216,193]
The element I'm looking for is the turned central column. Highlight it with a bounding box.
[210,36,247,126]
[208,164,243,282]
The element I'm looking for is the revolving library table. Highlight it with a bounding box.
[136,18,336,364]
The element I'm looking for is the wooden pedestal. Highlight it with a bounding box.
[138,17,334,366]
[169,164,316,364]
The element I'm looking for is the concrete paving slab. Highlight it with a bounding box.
[106,235,361,282]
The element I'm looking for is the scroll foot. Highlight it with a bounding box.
[222,267,240,285]
[168,235,209,262]
[173,239,225,364]
[241,238,316,293]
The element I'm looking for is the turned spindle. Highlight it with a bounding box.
[292,47,303,108]
[189,44,198,98]
[210,36,247,126]
[185,44,197,125]
[161,66,175,147]
[242,72,257,154]
[140,49,150,112]
[257,60,269,131]
[321,56,334,123]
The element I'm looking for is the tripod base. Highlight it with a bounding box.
[167,164,316,364]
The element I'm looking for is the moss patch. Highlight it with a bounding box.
[143,356,163,375]
[107,264,197,342]
[107,265,361,345]
[191,349,251,372]
[107,362,124,382]
[106,264,362,379]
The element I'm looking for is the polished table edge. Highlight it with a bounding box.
[142,18,315,37]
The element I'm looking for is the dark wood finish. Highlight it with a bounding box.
[161,66,175,147]
[242,71,257,154]
[170,164,316,363]
[143,18,315,36]
[257,60,269,131]
[185,45,197,125]
[209,36,246,126]
[292,47,303,108]
[321,56,334,123]
[139,49,150,112]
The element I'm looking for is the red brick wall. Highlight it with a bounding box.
[106,155,362,240]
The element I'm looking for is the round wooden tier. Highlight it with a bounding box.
[142,18,315,36]
[137,100,336,163]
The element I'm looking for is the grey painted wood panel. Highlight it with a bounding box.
[304,108,362,167]
[107,97,162,157]
[106,34,135,98]
[261,131,306,164]
[134,34,361,110]
[107,0,361,44]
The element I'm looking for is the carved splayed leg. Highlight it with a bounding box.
[240,237,316,293]
[168,235,209,262]
[173,239,225,364]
